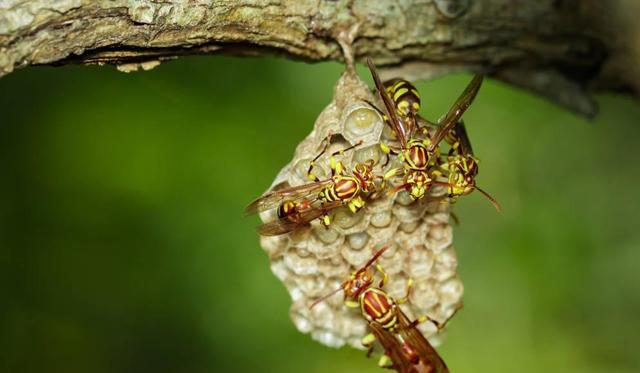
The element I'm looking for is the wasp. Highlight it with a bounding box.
[381,78,425,143]
[310,246,457,373]
[245,136,378,236]
[366,58,484,202]
[433,120,501,210]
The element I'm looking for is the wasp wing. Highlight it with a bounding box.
[367,57,409,148]
[256,200,342,236]
[429,74,483,152]
[451,120,474,156]
[396,308,449,373]
[368,322,417,373]
[244,180,331,216]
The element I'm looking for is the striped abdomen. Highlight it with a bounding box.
[277,200,298,220]
[322,176,361,202]
[385,79,421,117]
[360,288,398,330]
[405,140,429,170]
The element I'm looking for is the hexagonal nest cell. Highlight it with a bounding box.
[255,67,463,349]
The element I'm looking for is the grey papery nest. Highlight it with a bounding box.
[257,68,463,349]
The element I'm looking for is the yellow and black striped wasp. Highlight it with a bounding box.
[310,246,457,373]
[434,120,501,210]
[366,57,484,202]
[245,136,379,236]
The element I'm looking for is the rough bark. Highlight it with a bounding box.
[1,0,638,117]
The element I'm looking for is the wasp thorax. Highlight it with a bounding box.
[342,105,384,146]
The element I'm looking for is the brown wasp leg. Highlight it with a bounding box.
[362,98,388,122]
[327,140,364,178]
[375,264,389,288]
[307,134,332,181]
[330,139,364,158]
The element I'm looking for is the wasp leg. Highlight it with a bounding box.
[378,354,394,369]
[329,158,346,177]
[331,139,364,158]
[382,168,408,198]
[321,213,332,228]
[344,299,360,308]
[412,303,463,332]
[397,278,414,305]
[375,264,389,288]
[380,142,402,168]
[327,140,364,178]
[362,333,377,357]
[362,98,388,123]
[383,167,403,181]
[448,141,461,157]
[347,196,365,214]
[379,167,404,192]
[308,134,332,181]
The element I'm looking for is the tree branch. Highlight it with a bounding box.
[1,0,638,116]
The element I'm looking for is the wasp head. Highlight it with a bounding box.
[343,268,374,301]
[353,160,376,193]
[406,171,431,200]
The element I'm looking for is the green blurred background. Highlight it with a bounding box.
[1,57,639,373]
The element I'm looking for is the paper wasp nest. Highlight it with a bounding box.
[259,68,463,349]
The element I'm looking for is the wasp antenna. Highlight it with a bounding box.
[475,185,501,212]
[358,246,389,274]
[366,56,375,68]
[309,285,345,310]
[386,184,409,197]
[430,181,450,188]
